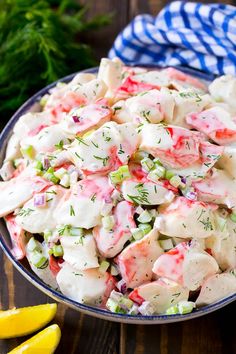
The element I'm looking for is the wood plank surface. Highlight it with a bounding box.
[1,0,236,353]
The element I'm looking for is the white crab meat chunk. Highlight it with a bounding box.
[193,169,236,208]
[166,89,211,128]
[5,214,30,260]
[182,247,219,291]
[15,186,65,234]
[121,179,175,205]
[13,111,55,140]
[68,122,139,175]
[26,239,58,289]
[186,106,236,145]
[60,233,99,271]
[217,145,236,179]
[93,201,136,258]
[155,197,217,239]
[209,75,236,111]
[196,271,236,306]
[20,124,72,156]
[4,134,21,161]
[56,262,114,305]
[113,89,175,125]
[0,168,51,217]
[206,217,236,270]
[97,57,123,93]
[129,277,189,314]
[152,242,189,284]
[132,70,171,88]
[62,100,111,135]
[139,124,200,169]
[117,229,163,288]
[54,176,114,229]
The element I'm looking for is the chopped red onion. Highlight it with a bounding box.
[117,279,127,294]
[181,177,187,184]
[42,157,50,170]
[185,191,197,201]
[72,115,80,123]
[34,193,46,207]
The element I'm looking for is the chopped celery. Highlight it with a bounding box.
[49,245,64,257]
[27,237,40,252]
[99,260,110,274]
[109,165,131,184]
[139,223,152,235]
[43,229,52,242]
[102,215,115,230]
[20,145,35,159]
[110,265,119,276]
[106,298,119,313]
[43,167,59,184]
[153,158,163,166]
[131,228,144,240]
[159,238,173,251]
[137,210,152,223]
[141,157,154,172]
[169,175,182,188]
[33,160,43,171]
[148,165,166,181]
[165,170,175,180]
[216,215,227,231]
[60,173,70,187]
[119,297,134,310]
[70,227,84,237]
[54,167,67,179]
[178,301,195,315]
[31,252,48,269]
[166,305,179,315]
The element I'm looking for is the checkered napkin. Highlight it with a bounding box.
[108,1,236,75]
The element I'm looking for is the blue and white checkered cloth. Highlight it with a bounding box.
[108,1,236,76]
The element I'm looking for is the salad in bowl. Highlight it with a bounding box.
[1,57,236,320]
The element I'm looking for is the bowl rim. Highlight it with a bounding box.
[0,65,235,324]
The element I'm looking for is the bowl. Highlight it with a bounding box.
[1,65,236,324]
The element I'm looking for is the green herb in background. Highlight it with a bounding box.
[0,0,111,119]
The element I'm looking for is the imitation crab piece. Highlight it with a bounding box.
[209,75,236,111]
[5,214,30,260]
[155,197,217,239]
[97,57,123,94]
[93,200,136,258]
[54,176,114,229]
[121,179,175,205]
[3,134,21,162]
[165,88,211,128]
[16,186,65,234]
[0,167,51,217]
[60,232,99,271]
[186,106,236,145]
[62,100,112,135]
[217,145,236,179]
[162,67,207,91]
[20,124,72,156]
[206,217,236,271]
[113,89,175,125]
[196,271,236,306]
[139,124,200,169]
[56,262,115,306]
[117,229,163,289]
[193,168,236,208]
[129,277,189,314]
[68,122,139,175]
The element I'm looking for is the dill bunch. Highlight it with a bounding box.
[0,0,110,119]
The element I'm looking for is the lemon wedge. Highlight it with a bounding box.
[8,324,61,354]
[0,303,57,339]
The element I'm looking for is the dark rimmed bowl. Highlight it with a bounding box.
[1,65,235,324]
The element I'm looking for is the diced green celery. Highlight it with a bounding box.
[20,145,35,159]
[166,305,179,315]
[149,209,158,218]
[109,165,131,184]
[132,151,149,163]
[178,301,195,315]
[131,228,144,240]
[119,297,134,310]
[106,298,119,313]
[149,166,166,181]
[110,265,119,276]
[159,238,173,251]
[139,223,152,235]
[99,260,110,274]
[216,215,227,231]
[40,94,49,107]
[135,206,144,215]
[141,157,154,172]
[137,210,152,223]
[153,158,163,166]
[43,229,52,242]
[102,215,115,230]
[70,227,84,237]
[49,245,64,257]
[31,252,48,269]
[54,168,67,179]
[27,237,40,252]
[33,160,43,171]
[165,170,175,180]
[230,213,236,223]
[169,175,182,188]
[60,173,70,187]
[43,167,59,184]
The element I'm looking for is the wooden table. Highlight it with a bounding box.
[1,0,236,353]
